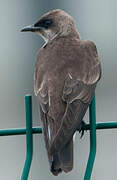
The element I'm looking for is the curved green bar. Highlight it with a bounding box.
[1,95,117,179]
[21,95,33,180]
[84,96,96,180]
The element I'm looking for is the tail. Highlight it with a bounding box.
[50,139,73,176]
[39,106,73,176]
[39,100,88,176]
[49,100,88,175]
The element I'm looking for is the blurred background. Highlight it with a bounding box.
[0,0,117,179]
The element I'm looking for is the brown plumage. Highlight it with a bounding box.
[21,9,101,176]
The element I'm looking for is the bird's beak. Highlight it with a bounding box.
[21,24,41,32]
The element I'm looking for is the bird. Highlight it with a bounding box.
[21,9,101,176]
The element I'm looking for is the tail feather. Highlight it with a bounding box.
[60,139,73,173]
[51,139,73,175]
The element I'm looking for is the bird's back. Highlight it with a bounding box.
[35,36,101,111]
[34,35,101,175]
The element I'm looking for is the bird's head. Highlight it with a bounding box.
[21,9,79,43]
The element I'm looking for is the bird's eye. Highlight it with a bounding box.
[34,19,53,29]
[41,19,53,28]
[43,19,52,27]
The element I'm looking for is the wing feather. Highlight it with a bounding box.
[50,41,101,154]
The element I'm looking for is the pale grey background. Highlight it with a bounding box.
[0,0,117,179]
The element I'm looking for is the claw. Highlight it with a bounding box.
[77,120,87,138]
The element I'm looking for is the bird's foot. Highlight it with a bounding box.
[77,120,87,138]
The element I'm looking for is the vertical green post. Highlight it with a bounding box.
[84,95,96,180]
[21,95,33,180]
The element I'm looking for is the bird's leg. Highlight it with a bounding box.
[77,120,87,138]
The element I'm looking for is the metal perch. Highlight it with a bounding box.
[0,95,117,179]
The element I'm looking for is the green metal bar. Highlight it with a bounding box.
[1,122,117,136]
[0,127,42,136]
[0,95,117,180]
[84,96,96,180]
[21,95,33,180]
[83,122,117,131]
